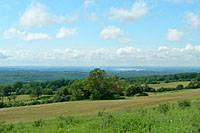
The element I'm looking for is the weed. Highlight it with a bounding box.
[33,119,43,127]
[98,108,106,117]
[178,99,191,109]
[158,104,170,113]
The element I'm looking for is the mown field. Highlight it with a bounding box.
[148,81,190,90]
[1,88,200,124]
[1,92,200,132]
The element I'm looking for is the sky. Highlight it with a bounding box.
[0,0,200,66]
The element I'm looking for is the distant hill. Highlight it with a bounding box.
[0,66,200,85]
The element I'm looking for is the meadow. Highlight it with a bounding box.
[2,95,30,103]
[148,81,190,90]
[1,88,200,124]
[1,93,200,132]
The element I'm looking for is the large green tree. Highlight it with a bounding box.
[84,68,122,100]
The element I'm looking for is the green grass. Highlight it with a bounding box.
[148,81,190,90]
[2,95,31,103]
[1,89,200,124]
[1,98,200,132]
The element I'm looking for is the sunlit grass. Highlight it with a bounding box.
[148,81,190,90]
[1,88,200,124]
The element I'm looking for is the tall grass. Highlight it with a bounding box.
[1,99,200,132]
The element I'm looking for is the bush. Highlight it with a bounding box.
[29,100,40,105]
[158,104,170,113]
[33,119,43,127]
[176,84,184,90]
[178,99,191,109]
[114,94,126,99]
[65,116,75,124]
[98,108,106,117]
[125,84,143,96]
[135,93,149,97]
[41,99,53,104]
[103,115,115,127]
[0,102,6,108]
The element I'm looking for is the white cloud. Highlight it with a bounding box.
[158,46,168,50]
[19,1,78,29]
[166,29,183,42]
[56,27,78,38]
[184,12,200,30]
[100,26,124,39]
[23,33,49,41]
[116,46,140,56]
[46,48,83,60]
[84,0,95,7]
[3,27,49,41]
[2,44,200,66]
[108,1,148,22]
[3,27,26,39]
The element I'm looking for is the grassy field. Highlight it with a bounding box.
[1,89,200,124]
[1,96,200,132]
[148,81,190,90]
[2,95,31,103]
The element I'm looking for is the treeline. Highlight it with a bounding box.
[126,72,199,84]
[0,70,88,85]
[0,69,150,105]
[0,69,200,108]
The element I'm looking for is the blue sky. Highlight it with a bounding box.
[0,0,200,66]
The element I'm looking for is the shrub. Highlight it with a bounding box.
[103,115,115,127]
[114,94,126,99]
[135,93,149,97]
[125,84,143,96]
[6,103,12,108]
[57,121,65,129]
[178,99,191,109]
[30,100,40,105]
[33,119,43,127]
[158,104,170,113]
[6,124,14,131]
[65,116,74,125]
[41,99,53,104]
[0,102,6,108]
[98,108,106,117]
[0,121,6,132]
[176,84,184,90]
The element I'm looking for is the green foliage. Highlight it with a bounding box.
[1,69,200,109]
[125,84,143,96]
[98,108,106,117]
[84,68,125,100]
[135,92,149,97]
[158,104,170,113]
[178,99,191,109]
[0,121,14,132]
[32,119,44,127]
[42,88,53,95]
[3,100,200,132]
[29,100,41,105]
[176,84,184,90]
[187,81,200,89]
[0,102,6,108]
[143,84,155,92]
[69,80,88,100]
